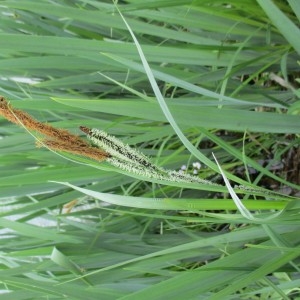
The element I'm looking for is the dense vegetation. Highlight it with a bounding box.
[0,1,299,299]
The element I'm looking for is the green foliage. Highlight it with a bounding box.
[0,0,299,299]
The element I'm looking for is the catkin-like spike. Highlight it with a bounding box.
[38,139,110,161]
[107,157,167,180]
[167,170,216,185]
[81,126,211,184]
[82,127,164,173]
[0,97,88,147]
[1,96,212,183]
[0,96,110,160]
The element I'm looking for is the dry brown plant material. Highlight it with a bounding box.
[0,96,110,161]
[39,138,110,161]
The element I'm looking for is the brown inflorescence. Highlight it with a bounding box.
[1,96,86,147]
[38,138,110,161]
[0,96,110,161]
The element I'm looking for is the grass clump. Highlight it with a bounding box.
[0,1,299,299]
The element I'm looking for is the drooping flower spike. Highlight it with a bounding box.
[0,95,212,184]
[0,96,109,161]
[80,126,214,185]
